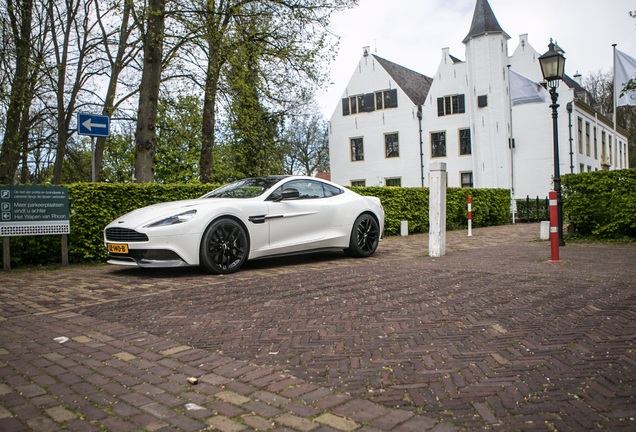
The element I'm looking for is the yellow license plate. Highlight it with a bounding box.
[107,243,129,254]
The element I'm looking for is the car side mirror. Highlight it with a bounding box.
[277,188,299,201]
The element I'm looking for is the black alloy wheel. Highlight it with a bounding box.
[200,218,249,274]
[345,213,379,258]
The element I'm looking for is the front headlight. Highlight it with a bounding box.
[145,210,197,228]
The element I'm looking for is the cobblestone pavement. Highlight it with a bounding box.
[1,224,635,431]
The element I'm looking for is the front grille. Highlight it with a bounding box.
[105,227,149,242]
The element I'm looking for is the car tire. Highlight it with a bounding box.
[199,218,249,274]
[344,213,379,258]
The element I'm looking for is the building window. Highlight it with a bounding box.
[385,177,401,187]
[577,118,583,154]
[459,128,471,155]
[585,122,590,156]
[376,89,398,110]
[594,127,598,160]
[358,93,375,112]
[579,163,585,173]
[351,180,366,187]
[478,95,488,107]
[437,94,465,116]
[385,133,399,158]
[343,89,398,116]
[431,131,446,158]
[350,137,364,161]
[460,172,473,188]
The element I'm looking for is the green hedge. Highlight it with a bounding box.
[352,186,510,236]
[562,168,636,239]
[3,183,219,267]
[2,183,510,267]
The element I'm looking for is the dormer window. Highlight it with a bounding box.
[437,94,465,116]
[342,89,398,116]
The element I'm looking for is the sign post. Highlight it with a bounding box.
[0,185,70,271]
[78,113,110,182]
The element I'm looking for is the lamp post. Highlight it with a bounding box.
[539,39,566,246]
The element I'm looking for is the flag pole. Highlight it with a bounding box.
[613,44,618,169]
[507,65,516,224]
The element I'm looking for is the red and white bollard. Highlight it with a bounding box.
[549,190,562,263]
[467,195,472,237]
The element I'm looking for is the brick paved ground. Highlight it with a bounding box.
[1,223,635,431]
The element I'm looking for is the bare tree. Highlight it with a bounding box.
[92,0,141,181]
[583,69,613,114]
[45,0,101,184]
[282,112,329,176]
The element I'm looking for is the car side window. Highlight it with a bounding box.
[266,180,343,201]
[266,187,282,201]
[323,183,343,197]
[284,180,324,199]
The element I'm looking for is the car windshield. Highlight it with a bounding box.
[201,177,284,199]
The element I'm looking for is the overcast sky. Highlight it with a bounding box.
[316,0,636,117]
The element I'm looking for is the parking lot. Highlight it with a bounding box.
[1,223,635,431]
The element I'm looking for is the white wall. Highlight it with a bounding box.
[329,55,423,187]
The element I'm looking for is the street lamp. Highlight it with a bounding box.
[539,39,566,246]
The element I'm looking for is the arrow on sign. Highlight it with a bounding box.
[82,118,107,131]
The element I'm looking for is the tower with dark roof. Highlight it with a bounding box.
[463,0,511,189]
[463,0,510,43]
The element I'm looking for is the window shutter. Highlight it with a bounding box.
[342,98,350,116]
[437,98,444,116]
[458,94,465,113]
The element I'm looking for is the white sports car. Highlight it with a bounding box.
[104,176,384,274]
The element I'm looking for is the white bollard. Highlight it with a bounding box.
[540,220,550,240]
[428,162,447,257]
[400,220,409,236]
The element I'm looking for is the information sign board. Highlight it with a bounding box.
[0,185,70,237]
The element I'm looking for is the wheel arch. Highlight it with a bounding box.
[198,214,252,262]
[358,210,381,230]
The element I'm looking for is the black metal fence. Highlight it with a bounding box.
[515,196,549,223]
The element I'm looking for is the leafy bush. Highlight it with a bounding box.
[3,183,219,267]
[562,169,636,238]
[352,186,510,236]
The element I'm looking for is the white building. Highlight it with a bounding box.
[328,0,629,199]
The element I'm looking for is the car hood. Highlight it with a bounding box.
[108,198,220,229]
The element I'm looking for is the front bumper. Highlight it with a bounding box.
[106,248,191,268]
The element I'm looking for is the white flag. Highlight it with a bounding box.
[509,70,550,106]
[615,49,636,107]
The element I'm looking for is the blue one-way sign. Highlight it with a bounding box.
[78,113,110,137]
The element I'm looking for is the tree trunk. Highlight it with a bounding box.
[134,0,165,183]
[200,51,220,184]
[0,0,33,184]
